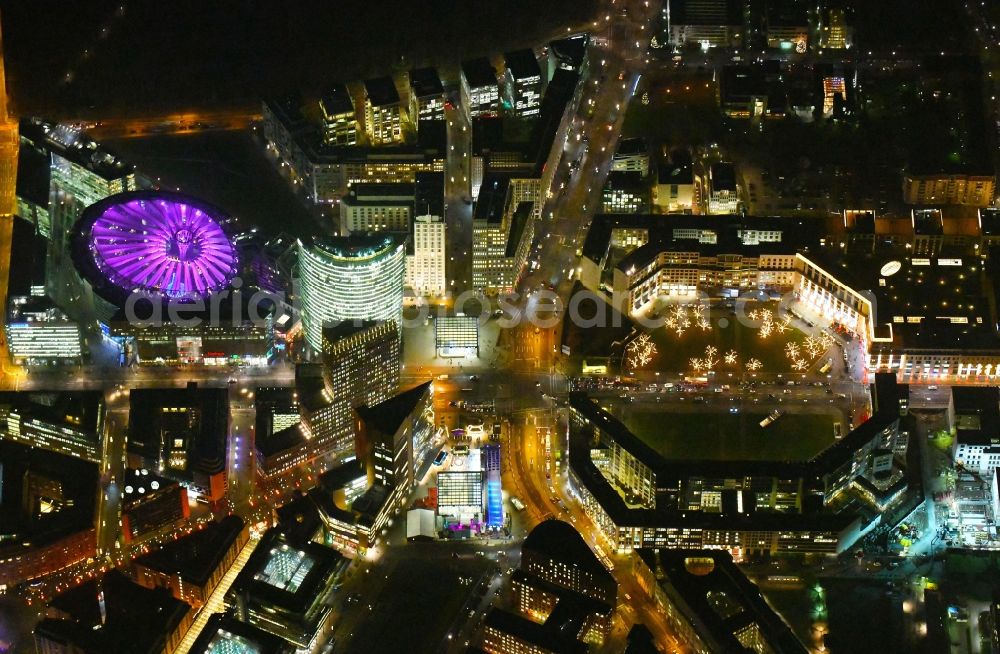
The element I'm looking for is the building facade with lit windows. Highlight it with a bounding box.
[363,77,412,146]
[819,6,852,49]
[132,515,248,608]
[601,171,650,214]
[261,94,446,204]
[472,174,539,293]
[902,172,996,207]
[502,50,543,117]
[320,322,401,461]
[949,386,1000,478]
[298,233,405,352]
[319,84,358,146]
[354,382,434,520]
[0,440,99,586]
[409,67,445,120]
[705,161,739,214]
[479,521,615,653]
[462,58,501,118]
[406,214,447,299]
[5,316,83,364]
[634,549,809,653]
[228,528,346,653]
[22,119,138,326]
[664,0,744,49]
[0,390,104,462]
[340,183,414,234]
[566,377,907,555]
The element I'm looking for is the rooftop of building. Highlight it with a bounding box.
[483,608,588,654]
[352,484,391,527]
[656,150,694,185]
[569,373,904,484]
[120,467,180,511]
[0,440,98,549]
[766,0,810,27]
[302,232,405,262]
[364,76,401,107]
[522,520,614,584]
[275,491,324,547]
[414,170,446,217]
[21,117,134,180]
[355,381,432,438]
[463,57,498,88]
[636,549,808,653]
[264,93,308,130]
[506,201,533,258]
[548,34,589,70]
[319,83,355,116]
[474,173,514,223]
[409,67,444,98]
[133,515,245,586]
[187,613,293,654]
[292,126,446,163]
[320,320,393,354]
[952,386,1000,448]
[319,460,368,492]
[343,181,416,203]
[230,528,343,614]
[720,65,786,109]
[15,126,50,207]
[612,218,820,275]
[807,243,1000,352]
[0,389,103,435]
[669,0,743,26]
[709,161,737,191]
[615,137,647,158]
[604,170,648,190]
[504,49,541,80]
[39,570,190,654]
[7,217,48,298]
[127,383,229,477]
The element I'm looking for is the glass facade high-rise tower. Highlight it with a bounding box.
[297,233,405,352]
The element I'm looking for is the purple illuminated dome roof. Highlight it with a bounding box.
[72,191,238,302]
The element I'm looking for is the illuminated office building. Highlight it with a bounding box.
[405,214,447,299]
[355,381,435,519]
[822,76,847,116]
[340,183,414,234]
[297,233,405,352]
[664,0,744,49]
[435,315,479,356]
[601,171,650,214]
[319,84,358,146]
[320,321,401,461]
[472,174,539,293]
[5,316,83,364]
[462,58,500,118]
[502,50,542,117]
[706,162,739,214]
[363,77,412,146]
[409,67,445,120]
[228,529,346,653]
[902,172,996,207]
[127,383,230,503]
[819,6,852,49]
[0,390,104,462]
